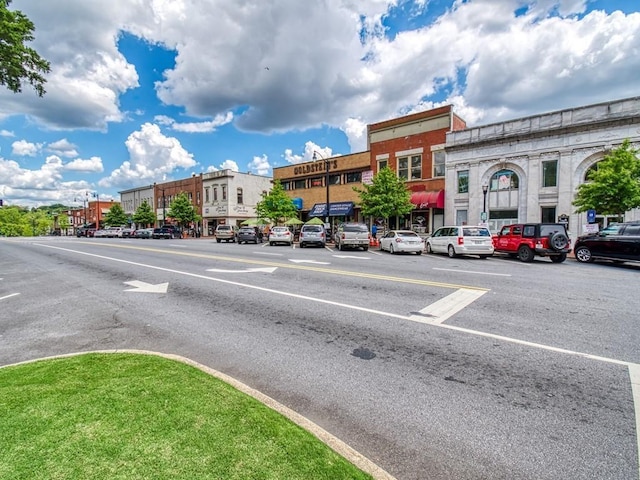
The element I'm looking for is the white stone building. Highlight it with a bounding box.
[201,170,272,236]
[118,185,154,227]
[445,97,640,237]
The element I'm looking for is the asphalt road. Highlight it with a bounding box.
[1,236,639,479]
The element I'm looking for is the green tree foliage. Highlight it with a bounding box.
[353,167,414,226]
[255,180,297,225]
[573,140,640,216]
[167,192,197,229]
[0,205,28,236]
[103,203,128,227]
[133,200,156,228]
[0,0,50,96]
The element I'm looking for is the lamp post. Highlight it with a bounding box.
[161,188,166,225]
[312,150,330,230]
[481,184,488,224]
[93,192,100,229]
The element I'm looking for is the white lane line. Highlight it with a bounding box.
[433,268,511,277]
[409,289,487,324]
[629,364,640,480]
[0,293,20,301]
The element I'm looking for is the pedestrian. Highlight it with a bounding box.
[371,223,377,239]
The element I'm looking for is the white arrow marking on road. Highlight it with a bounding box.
[289,259,331,265]
[123,280,169,293]
[332,255,371,260]
[206,267,278,273]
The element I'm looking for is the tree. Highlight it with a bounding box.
[133,200,156,228]
[573,140,640,217]
[103,203,128,227]
[0,0,51,96]
[353,167,414,227]
[255,180,297,225]
[167,192,197,230]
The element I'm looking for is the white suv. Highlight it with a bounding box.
[426,225,494,258]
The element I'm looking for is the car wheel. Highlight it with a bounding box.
[574,246,594,263]
[216,239,221,243]
[447,245,456,258]
[549,232,569,251]
[269,242,274,246]
[363,246,368,251]
[416,250,422,255]
[389,244,395,254]
[300,243,305,248]
[426,243,433,254]
[518,245,534,262]
[479,255,489,259]
[550,254,567,263]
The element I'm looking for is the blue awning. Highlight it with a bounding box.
[309,202,354,217]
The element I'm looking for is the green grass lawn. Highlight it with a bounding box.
[0,353,374,480]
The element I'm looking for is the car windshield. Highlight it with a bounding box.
[342,224,368,233]
[462,227,491,237]
[600,224,621,235]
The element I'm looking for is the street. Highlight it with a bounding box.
[1,236,638,479]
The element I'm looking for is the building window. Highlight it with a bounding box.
[542,160,557,187]
[456,209,468,225]
[310,177,323,187]
[345,171,362,183]
[282,182,291,191]
[222,185,227,200]
[329,174,341,185]
[378,159,388,171]
[433,151,445,177]
[541,207,556,223]
[490,169,519,191]
[294,179,306,189]
[398,156,420,180]
[196,191,200,204]
[457,170,469,193]
[237,188,243,204]
[213,187,218,202]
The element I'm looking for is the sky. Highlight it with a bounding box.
[1,0,639,208]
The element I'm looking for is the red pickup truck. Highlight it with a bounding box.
[493,223,571,263]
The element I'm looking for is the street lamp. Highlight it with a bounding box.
[481,184,488,224]
[92,192,100,229]
[312,150,330,229]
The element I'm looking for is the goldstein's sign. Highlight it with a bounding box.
[293,160,338,175]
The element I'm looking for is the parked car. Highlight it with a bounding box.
[93,229,109,238]
[574,221,640,264]
[76,227,95,237]
[152,227,174,239]
[103,226,124,238]
[160,224,182,238]
[134,228,154,239]
[269,226,293,246]
[237,226,262,244]
[121,227,136,238]
[299,224,326,248]
[427,225,494,258]
[215,224,236,243]
[493,223,570,262]
[379,230,424,254]
[334,223,369,251]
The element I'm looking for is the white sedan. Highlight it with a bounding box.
[379,230,424,254]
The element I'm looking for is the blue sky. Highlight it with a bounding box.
[1,0,639,207]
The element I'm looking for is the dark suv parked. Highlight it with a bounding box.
[152,226,181,239]
[493,223,571,262]
[574,221,640,264]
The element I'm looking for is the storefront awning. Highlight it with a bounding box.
[309,202,354,217]
[410,190,444,209]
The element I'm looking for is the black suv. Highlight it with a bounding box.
[152,225,181,239]
[574,221,640,264]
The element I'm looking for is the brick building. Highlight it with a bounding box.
[367,105,467,233]
[154,174,204,228]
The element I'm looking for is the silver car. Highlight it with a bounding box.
[269,226,293,246]
[299,224,326,248]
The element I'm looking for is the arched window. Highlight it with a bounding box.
[490,169,519,191]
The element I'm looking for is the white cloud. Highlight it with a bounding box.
[284,141,334,165]
[12,140,42,157]
[153,112,234,133]
[220,160,239,171]
[99,123,196,188]
[248,155,271,176]
[64,156,104,173]
[47,138,79,158]
[0,130,14,137]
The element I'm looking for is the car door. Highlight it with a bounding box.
[431,227,447,253]
[495,226,512,250]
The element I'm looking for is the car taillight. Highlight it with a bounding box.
[458,237,464,245]
[320,232,325,239]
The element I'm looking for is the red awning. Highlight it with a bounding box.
[410,190,444,209]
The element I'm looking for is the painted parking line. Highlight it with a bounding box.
[433,267,512,277]
[0,293,20,301]
[409,288,487,324]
